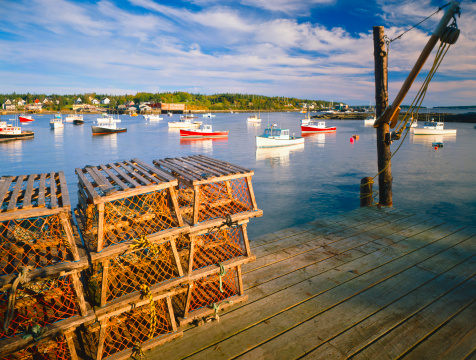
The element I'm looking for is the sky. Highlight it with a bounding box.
[0,0,474,106]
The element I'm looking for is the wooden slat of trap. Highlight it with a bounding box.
[180,156,229,177]
[58,171,71,209]
[192,154,251,174]
[123,160,160,184]
[49,172,58,209]
[6,175,25,212]
[131,158,177,182]
[38,173,46,208]
[156,159,202,181]
[0,177,13,207]
[108,162,141,187]
[117,160,152,185]
[21,174,36,210]
[99,164,128,191]
[146,208,475,360]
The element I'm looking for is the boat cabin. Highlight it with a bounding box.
[200,124,213,131]
[423,121,444,129]
[263,127,290,139]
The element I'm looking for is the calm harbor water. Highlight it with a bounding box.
[1,112,475,239]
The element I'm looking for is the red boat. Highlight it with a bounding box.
[19,115,35,123]
[301,121,336,133]
[180,124,228,138]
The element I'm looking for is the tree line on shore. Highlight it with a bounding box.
[1,92,337,111]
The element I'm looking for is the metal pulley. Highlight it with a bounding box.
[440,11,460,45]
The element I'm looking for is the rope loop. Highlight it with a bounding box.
[218,262,227,293]
[4,266,33,333]
[139,284,157,339]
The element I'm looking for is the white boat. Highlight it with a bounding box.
[412,120,456,135]
[364,116,376,126]
[247,115,262,123]
[168,117,202,128]
[0,118,34,141]
[203,112,216,118]
[301,112,312,125]
[97,113,120,124]
[144,114,163,121]
[50,114,64,129]
[167,112,173,117]
[65,113,83,122]
[180,124,228,138]
[92,121,127,135]
[256,124,304,148]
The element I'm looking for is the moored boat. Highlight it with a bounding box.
[301,121,337,133]
[143,114,163,121]
[364,116,376,125]
[0,119,34,141]
[203,112,216,118]
[65,113,83,123]
[50,114,64,129]
[97,113,120,124]
[412,120,456,135]
[180,124,228,138]
[256,124,304,148]
[247,115,261,123]
[19,114,35,123]
[91,121,127,135]
[168,117,202,128]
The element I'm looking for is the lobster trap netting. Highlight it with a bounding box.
[100,298,174,359]
[0,275,80,340]
[2,337,73,360]
[173,267,240,317]
[192,227,246,271]
[177,178,252,224]
[87,243,183,306]
[80,190,180,251]
[0,214,73,276]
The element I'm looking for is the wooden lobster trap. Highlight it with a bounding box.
[75,159,187,254]
[0,273,90,341]
[86,290,182,360]
[153,155,262,227]
[0,172,88,282]
[85,234,187,309]
[177,220,254,275]
[1,334,78,360]
[172,264,247,326]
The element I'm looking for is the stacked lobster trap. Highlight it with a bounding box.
[0,171,94,360]
[153,155,262,326]
[74,159,189,360]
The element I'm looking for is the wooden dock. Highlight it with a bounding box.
[145,206,475,359]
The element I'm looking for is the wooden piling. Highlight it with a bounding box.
[360,177,373,207]
[373,26,393,206]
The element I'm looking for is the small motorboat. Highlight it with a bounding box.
[247,115,262,123]
[180,124,228,138]
[168,117,202,128]
[412,120,456,135]
[19,114,35,123]
[143,114,163,121]
[73,117,84,125]
[0,119,34,141]
[203,112,216,118]
[256,124,304,148]
[301,121,336,133]
[92,121,127,135]
[50,114,64,129]
[65,113,83,123]
[364,116,376,126]
[432,142,444,147]
[97,113,120,124]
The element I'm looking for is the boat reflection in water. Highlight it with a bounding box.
[255,143,304,166]
[180,137,228,154]
[92,133,118,150]
[301,132,336,147]
[411,133,456,146]
[0,138,24,159]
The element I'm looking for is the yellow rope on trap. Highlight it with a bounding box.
[139,284,157,340]
[131,235,160,256]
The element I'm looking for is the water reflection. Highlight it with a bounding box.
[411,133,457,146]
[180,138,227,154]
[0,139,24,160]
[92,133,118,149]
[255,143,305,166]
[301,132,335,147]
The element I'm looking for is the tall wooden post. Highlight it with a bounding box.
[374,26,393,206]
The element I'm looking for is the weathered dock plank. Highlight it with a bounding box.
[144,207,475,360]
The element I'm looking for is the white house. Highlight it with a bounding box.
[2,99,15,111]
[100,97,110,105]
[91,99,100,105]
[75,98,82,104]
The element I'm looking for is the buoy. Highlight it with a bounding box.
[434,146,438,150]
[350,137,354,143]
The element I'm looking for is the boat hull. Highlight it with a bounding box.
[0,131,34,141]
[180,129,228,138]
[301,125,337,133]
[73,119,84,125]
[50,122,64,129]
[256,136,304,148]
[19,116,34,123]
[91,126,127,135]
[412,128,457,135]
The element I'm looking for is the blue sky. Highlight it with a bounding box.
[0,0,474,106]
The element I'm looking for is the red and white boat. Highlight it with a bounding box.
[301,121,336,133]
[19,114,35,123]
[180,124,228,138]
